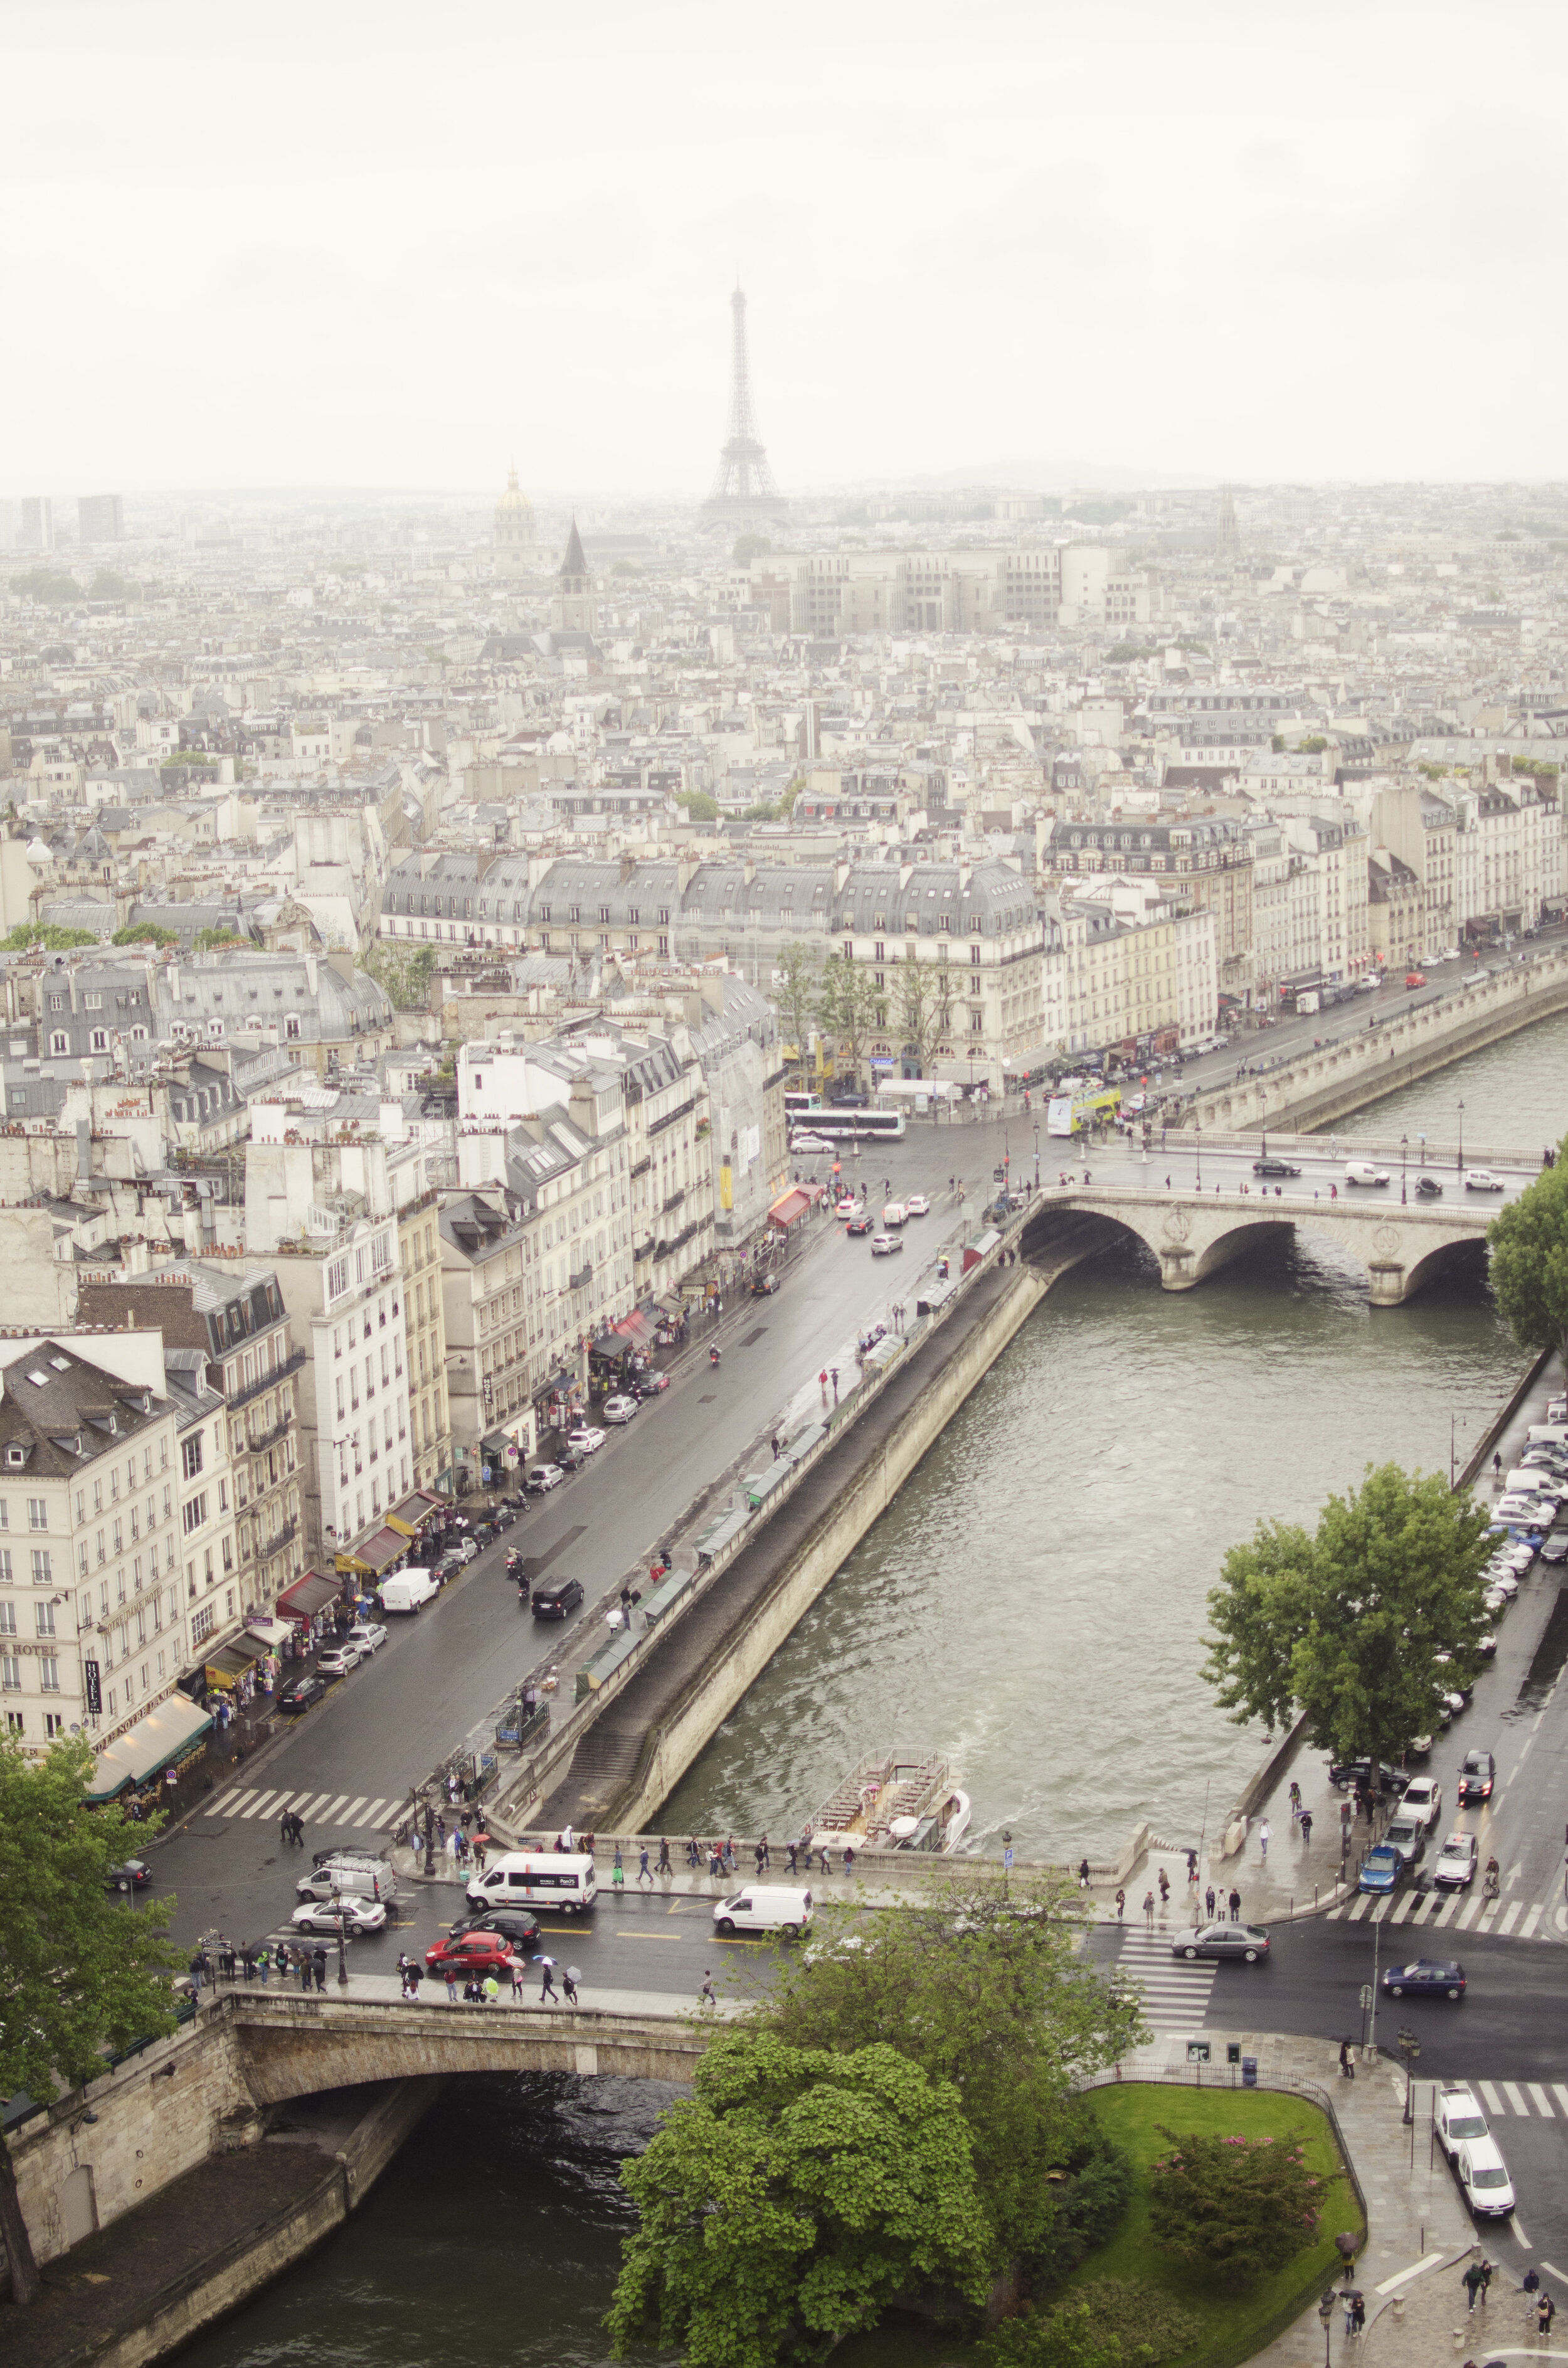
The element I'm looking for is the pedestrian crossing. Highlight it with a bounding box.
[1460,2080,1568,2122]
[1112,1928,1219,2034]
[1327,1885,1559,1940]
[203,1784,401,1837]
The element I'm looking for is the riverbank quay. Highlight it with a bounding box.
[0,2078,442,2368]
[1177,945,1568,1140]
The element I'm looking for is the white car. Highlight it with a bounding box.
[1435,2084,1490,2160]
[790,1132,834,1154]
[869,1231,904,1256]
[1345,1161,1391,1186]
[1496,1495,1551,1524]
[1504,1543,1537,1571]
[344,1622,388,1656]
[566,1425,606,1454]
[526,1463,564,1492]
[1465,1169,1507,1192]
[835,1199,864,1222]
[601,1395,639,1424]
[1398,1775,1443,1829]
[314,1642,362,1677]
[905,1192,930,1216]
[290,1896,387,1936]
[1454,2134,1516,2219]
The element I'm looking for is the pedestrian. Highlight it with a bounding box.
[1227,1887,1241,1920]
[657,1836,672,1876]
[758,1834,770,1871]
[510,1960,526,2002]
[1114,1887,1125,1920]
[830,1367,839,1402]
[771,1435,781,1460]
[241,1947,256,1983]
[1078,1856,1091,1890]
[473,1832,489,1872]
[1300,1809,1313,1845]
[699,1970,717,2009]
[818,1844,832,1876]
[843,1844,855,1877]
[1350,2290,1365,2336]
[819,1368,829,1403]
[445,1963,459,2003]
[1478,2259,1493,2304]
[787,1841,798,1875]
[538,1957,559,2004]
[1204,1885,1216,1919]
[1539,2293,1556,2340]
[1142,1890,1155,1930]
[563,1966,580,2005]
[312,1947,328,1994]
[1288,1780,1302,1827]
[1259,1817,1271,1863]
[258,1945,271,1988]
[1157,1866,1170,1904]
[612,1851,625,1894]
[297,1948,311,1992]
[638,1847,652,1887]
[1463,2262,1484,2313]
[482,1975,500,2006]
[280,1810,293,1848]
[1338,2037,1355,2081]
[1185,1849,1199,1888]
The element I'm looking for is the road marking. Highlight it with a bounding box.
[1479,2081,1505,2113]
[1500,1901,1523,1935]
[615,1931,687,1940]
[1513,2215,1532,2249]
[1456,1897,1481,1928]
[1391,1894,1417,1923]
[712,1937,770,1947]
[1503,2081,1530,2115]
[1523,1904,1545,1938]
[207,1788,243,1816]
[1542,2258,1568,2286]
[1411,1892,1436,1923]
[321,1795,350,1822]
[1552,2086,1568,2117]
[240,1791,279,1820]
[1528,2084,1554,2116]
[1433,1895,1459,1925]
[337,1796,368,1825]
[298,1793,331,1821]
[1374,2250,1451,2295]
[351,1797,388,1828]
[1347,1894,1371,1920]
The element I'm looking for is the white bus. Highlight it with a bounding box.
[465,1852,598,1914]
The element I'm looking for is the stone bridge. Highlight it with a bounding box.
[1022,1184,1492,1305]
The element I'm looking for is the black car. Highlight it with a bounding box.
[448,1906,542,1948]
[1328,1757,1406,1795]
[1542,1531,1568,1566]
[1457,1750,1495,1804]
[279,1674,326,1714]
[1416,1175,1444,1199]
[532,1578,585,1620]
[1252,1157,1301,1177]
[105,1858,152,1893]
[846,1214,872,1236]
[750,1273,780,1297]
[1382,1958,1466,2000]
[555,1443,587,1474]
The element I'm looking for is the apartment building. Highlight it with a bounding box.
[396,1184,450,1494]
[1367,851,1424,972]
[1372,783,1459,961]
[1047,888,1218,1053]
[1042,815,1254,997]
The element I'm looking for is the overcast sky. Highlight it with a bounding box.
[6,0,1566,500]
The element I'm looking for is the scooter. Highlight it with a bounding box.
[710,1346,721,1367]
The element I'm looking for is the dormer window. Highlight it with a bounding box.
[6,1447,24,1468]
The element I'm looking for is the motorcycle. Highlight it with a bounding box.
[709,1346,721,1367]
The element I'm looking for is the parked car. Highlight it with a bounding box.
[1383,1814,1428,1869]
[601,1395,640,1424]
[291,1896,386,1936]
[1252,1157,1301,1177]
[526,1463,565,1493]
[105,1859,152,1893]
[1328,1757,1406,1797]
[554,1443,587,1473]
[424,1930,521,1980]
[1454,2135,1515,2218]
[633,1370,670,1396]
[1541,1531,1568,1565]
[1457,1750,1495,1804]
[346,1622,389,1656]
[1435,2084,1490,2159]
[1359,1844,1405,1896]
[532,1578,585,1620]
[1432,1832,1479,1889]
[1415,1175,1444,1198]
[315,1642,363,1679]
[1465,1169,1507,1193]
[1168,1921,1271,1963]
[790,1131,834,1154]
[905,1192,931,1215]
[1382,1958,1466,1999]
[448,1906,542,1949]
[566,1426,606,1455]
[278,1674,326,1714]
[750,1272,780,1295]
[1345,1160,1391,1186]
[870,1231,904,1256]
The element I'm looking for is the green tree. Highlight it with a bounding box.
[608,2032,991,2368]
[816,952,880,1090]
[679,790,720,822]
[364,940,438,1012]
[192,927,248,951]
[0,923,98,952]
[732,533,773,565]
[771,940,823,1073]
[1488,1157,1568,1360]
[1203,1463,1493,1765]
[752,1867,1145,2273]
[112,921,179,947]
[892,953,955,1077]
[87,569,138,602]
[12,569,82,605]
[0,1737,182,2299]
[1147,2124,1323,2291]
[976,2301,1133,2368]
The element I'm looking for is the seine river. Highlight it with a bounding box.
[174,1010,1568,2368]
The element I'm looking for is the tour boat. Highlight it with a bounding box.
[811,1749,971,1854]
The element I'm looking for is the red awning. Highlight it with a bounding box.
[276,1569,344,1622]
[769,1184,824,1229]
[358,1526,408,1575]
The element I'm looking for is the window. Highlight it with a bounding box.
[34,1601,54,1638]
[30,1550,50,1583]
[39,1657,60,1693]
[50,1032,69,1055]
[181,1494,208,1536]
[0,1602,13,1635]
[181,1435,203,1480]
[2,1662,19,1694]
[191,1604,215,1645]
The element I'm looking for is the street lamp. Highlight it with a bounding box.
[1401,1134,1407,1206]
[1457,1098,1465,1174]
[1032,1123,1040,1189]
[1317,2290,1336,2368]
[1195,1107,1202,1193]
[1397,2026,1419,2124]
[336,1908,350,1988]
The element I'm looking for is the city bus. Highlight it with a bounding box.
[1046,1083,1122,1138]
[788,1095,906,1142]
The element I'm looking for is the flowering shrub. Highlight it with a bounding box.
[1146,2126,1323,2291]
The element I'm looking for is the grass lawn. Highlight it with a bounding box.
[835,2083,1359,2368]
[1062,2084,1361,2367]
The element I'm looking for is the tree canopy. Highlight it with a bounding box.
[364,941,437,1012]
[816,951,880,1086]
[608,2033,991,2368]
[112,921,179,947]
[0,922,98,952]
[771,940,823,1069]
[1203,1463,1493,1764]
[1488,1153,1568,1361]
[0,1737,181,2298]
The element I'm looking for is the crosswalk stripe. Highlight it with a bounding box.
[222,1789,258,1817]
[1456,1897,1481,1930]
[1522,1904,1544,1938]
[336,1795,368,1825]
[206,1788,243,1816]
[299,1793,331,1821]
[1411,1893,1436,1923]
[1433,1896,1458,1925]
[240,1791,278,1820]
[1528,2084,1554,2116]
[321,1795,350,1823]
[351,1797,388,1829]
[1499,1901,1523,1935]
[1391,1893,1417,1923]
[1503,2082,1530,2115]
[1348,1894,1371,1921]
[1551,2084,1568,2116]
[1478,2081,1504,2113]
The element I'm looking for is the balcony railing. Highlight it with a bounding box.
[227,1349,306,1412]
[246,1410,294,1457]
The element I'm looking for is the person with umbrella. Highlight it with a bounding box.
[536,1954,559,2004]
[563,1964,581,2005]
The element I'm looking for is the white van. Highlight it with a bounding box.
[1528,1426,1568,1447]
[712,1884,813,1937]
[381,1568,439,1614]
[297,1857,398,1904]
[465,1851,598,1914]
[881,1203,907,1228]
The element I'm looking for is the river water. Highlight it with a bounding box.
[172,1014,1568,2368]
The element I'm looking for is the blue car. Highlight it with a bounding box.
[1382,1958,1466,2000]
[1359,1842,1403,1896]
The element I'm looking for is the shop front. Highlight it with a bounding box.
[534,1367,585,1435]
[85,1690,214,1805]
[277,1566,349,1649]
[204,1630,282,1711]
[768,1183,825,1236]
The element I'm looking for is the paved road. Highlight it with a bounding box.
[150,1110,1022,1950]
[1048,1130,1539,1206]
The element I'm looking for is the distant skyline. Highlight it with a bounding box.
[5,0,1568,496]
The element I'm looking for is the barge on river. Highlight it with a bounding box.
[813,1748,971,1854]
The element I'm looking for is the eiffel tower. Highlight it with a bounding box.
[701,283,789,523]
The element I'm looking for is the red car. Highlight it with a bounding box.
[424,1929,522,1979]
[1404,971,1427,989]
